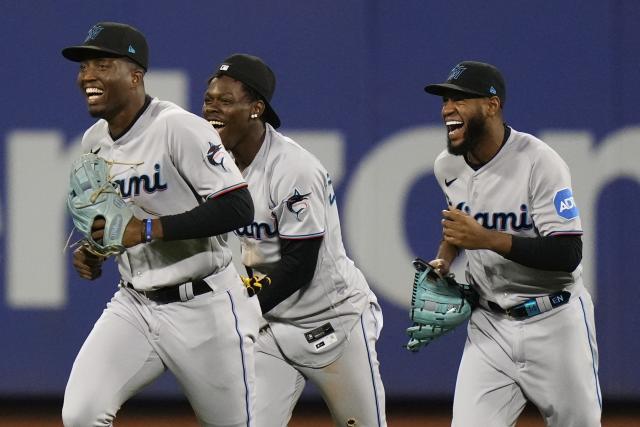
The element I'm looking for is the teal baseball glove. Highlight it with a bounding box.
[405,258,472,352]
[67,153,133,257]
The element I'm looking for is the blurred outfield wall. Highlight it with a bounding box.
[1,1,639,400]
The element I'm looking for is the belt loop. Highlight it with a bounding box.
[179,282,195,302]
[536,296,553,312]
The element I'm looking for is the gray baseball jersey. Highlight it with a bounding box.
[63,98,261,426]
[235,124,386,426]
[434,127,601,426]
[84,98,246,290]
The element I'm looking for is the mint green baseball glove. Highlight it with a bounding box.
[405,258,472,352]
[67,153,133,257]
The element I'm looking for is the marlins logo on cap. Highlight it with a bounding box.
[447,64,467,80]
[85,24,105,41]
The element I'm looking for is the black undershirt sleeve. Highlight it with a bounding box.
[505,234,582,272]
[159,187,254,241]
[257,237,323,314]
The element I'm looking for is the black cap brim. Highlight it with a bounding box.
[62,45,147,70]
[424,83,489,98]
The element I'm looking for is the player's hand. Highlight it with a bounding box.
[72,244,106,280]
[90,218,105,244]
[91,217,142,248]
[441,208,490,250]
[428,258,451,275]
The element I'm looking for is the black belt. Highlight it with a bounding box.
[125,279,211,304]
[487,291,571,320]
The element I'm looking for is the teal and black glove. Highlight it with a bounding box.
[406,258,472,352]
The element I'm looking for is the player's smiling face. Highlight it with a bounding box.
[202,75,261,154]
[441,93,489,156]
[76,57,139,120]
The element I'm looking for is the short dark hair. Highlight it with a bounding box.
[123,57,145,74]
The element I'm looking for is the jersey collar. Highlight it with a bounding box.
[465,123,511,171]
[109,95,153,141]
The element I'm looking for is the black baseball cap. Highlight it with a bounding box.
[425,61,506,106]
[212,53,281,129]
[62,22,148,71]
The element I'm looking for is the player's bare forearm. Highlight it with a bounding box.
[436,239,459,264]
[483,230,512,256]
[430,239,459,275]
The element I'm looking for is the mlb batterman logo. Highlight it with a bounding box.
[553,188,579,220]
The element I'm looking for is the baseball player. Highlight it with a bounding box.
[423,61,601,426]
[61,23,261,426]
[202,53,387,426]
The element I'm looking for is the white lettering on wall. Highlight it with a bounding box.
[344,126,447,307]
[6,132,81,308]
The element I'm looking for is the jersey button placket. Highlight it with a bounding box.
[468,176,477,204]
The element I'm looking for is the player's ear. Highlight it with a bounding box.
[126,60,144,88]
[130,68,144,86]
[486,96,501,117]
[251,100,265,119]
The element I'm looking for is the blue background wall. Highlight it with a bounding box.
[1,1,639,402]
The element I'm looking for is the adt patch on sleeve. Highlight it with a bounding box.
[553,188,579,220]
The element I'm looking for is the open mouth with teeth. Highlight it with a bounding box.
[85,87,104,103]
[209,120,225,130]
[446,120,464,138]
